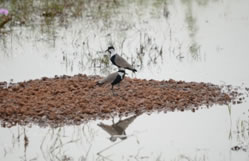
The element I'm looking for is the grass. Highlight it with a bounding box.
[0,0,87,29]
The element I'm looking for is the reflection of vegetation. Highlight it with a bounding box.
[1,126,31,160]
[233,113,249,152]
[173,153,208,161]
[185,8,198,38]
[180,0,221,60]
[182,0,201,60]
[227,102,249,152]
[227,105,232,140]
[135,31,164,69]
[189,42,201,60]
[0,0,222,73]
[40,124,96,161]
[2,124,97,161]
[0,123,99,160]
[0,0,81,27]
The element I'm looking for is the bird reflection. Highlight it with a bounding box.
[98,113,141,142]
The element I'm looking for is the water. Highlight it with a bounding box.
[0,104,248,161]
[0,0,249,160]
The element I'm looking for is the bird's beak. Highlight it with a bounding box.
[105,49,108,52]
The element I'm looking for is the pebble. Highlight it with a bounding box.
[0,74,246,127]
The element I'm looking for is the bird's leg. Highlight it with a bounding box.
[118,116,122,122]
[112,116,115,124]
[111,85,116,96]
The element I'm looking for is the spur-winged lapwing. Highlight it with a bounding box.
[106,46,137,72]
[97,68,126,95]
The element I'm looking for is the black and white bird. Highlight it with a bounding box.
[106,46,137,72]
[97,68,126,95]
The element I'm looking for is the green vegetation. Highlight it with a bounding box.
[0,0,218,64]
[0,0,87,28]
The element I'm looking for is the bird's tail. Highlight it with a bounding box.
[126,67,137,73]
[96,81,104,86]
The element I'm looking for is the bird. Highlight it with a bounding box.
[106,46,137,72]
[98,113,141,142]
[97,68,126,95]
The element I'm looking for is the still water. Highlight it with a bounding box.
[0,0,249,160]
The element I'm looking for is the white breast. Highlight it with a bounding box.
[110,50,116,57]
[118,72,124,79]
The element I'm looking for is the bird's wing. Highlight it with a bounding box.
[98,123,120,136]
[98,72,118,84]
[115,54,134,69]
[116,115,138,130]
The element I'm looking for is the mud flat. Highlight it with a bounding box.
[0,74,246,127]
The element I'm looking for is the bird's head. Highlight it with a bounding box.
[109,136,118,142]
[105,46,115,54]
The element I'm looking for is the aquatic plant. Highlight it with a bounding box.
[0,8,11,29]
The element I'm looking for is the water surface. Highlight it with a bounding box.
[0,0,249,160]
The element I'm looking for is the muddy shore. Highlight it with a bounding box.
[0,74,245,127]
